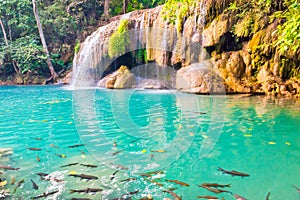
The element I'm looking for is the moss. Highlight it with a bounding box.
[234,14,254,37]
[108,19,130,58]
[74,40,81,54]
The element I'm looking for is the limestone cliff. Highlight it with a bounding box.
[72,0,300,96]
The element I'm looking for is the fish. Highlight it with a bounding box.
[233,194,247,200]
[162,190,182,200]
[195,111,207,114]
[36,156,41,162]
[266,192,270,200]
[148,179,163,187]
[197,196,219,199]
[146,171,164,175]
[36,172,48,178]
[41,176,64,183]
[110,170,119,180]
[140,173,152,177]
[27,147,41,151]
[32,138,43,140]
[71,198,92,200]
[111,150,123,156]
[201,183,230,188]
[80,164,97,168]
[120,178,136,182]
[218,167,250,177]
[31,179,38,190]
[292,184,300,193]
[69,174,98,180]
[0,166,20,171]
[55,154,67,158]
[70,188,103,194]
[150,149,166,153]
[200,185,231,194]
[166,179,189,187]
[60,162,79,168]
[31,190,59,199]
[13,179,24,193]
[68,144,84,148]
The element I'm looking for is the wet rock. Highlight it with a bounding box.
[137,79,167,89]
[62,71,73,84]
[176,60,226,94]
[98,65,135,89]
[226,51,246,79]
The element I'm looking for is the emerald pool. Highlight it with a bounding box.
[0,86,299,199]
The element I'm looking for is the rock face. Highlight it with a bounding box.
[73,1,300,97]
[176,61,226,94]
[98,65,135,89]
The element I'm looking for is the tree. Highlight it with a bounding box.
[104,0,110,18]
[32,0,57,79]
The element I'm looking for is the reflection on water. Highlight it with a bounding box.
[0,86,299,199]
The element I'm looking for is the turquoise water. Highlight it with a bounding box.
[0,86,299,200]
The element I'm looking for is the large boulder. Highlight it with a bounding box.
[97,65,135,89]
[176,61,226,94]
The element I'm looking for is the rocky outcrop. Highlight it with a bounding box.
[176,61,226,94]
[98,65,135,89]
[73,1,299,97]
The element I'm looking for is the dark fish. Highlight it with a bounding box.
[70,188,103,194]
[166,179,189,187]
[36,172,48,178]
[233,194,247,200]
[195,111,207,114]
[148,179,163,187]
[266,192,270,200]
[218,167,250,177]
[80,163,97,168]
[55,154,66,158]
[120,178,136,182]
[69,174,98,180]
[111,150,123,156]
[32,137,43,140]
[60,162,79,168]
[13,179,24,193]
[200,185,231,194]
[292,184,300,193]
[31,190,59,199]
[71,198,92,200]
[41,176,64,183]
[110,170,119,180]
[36,156,41,162]
[27,147,41,151]
[201,183,230,188]
[146,170,164,175]
[31,179,38,190]
[0,166,20,171]
[197,196,218,199]
[162,190,182,200]
[140,173,152,177]
[68,144,84,148]
[11,176,16,185]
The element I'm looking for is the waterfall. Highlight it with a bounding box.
[70,4,208,89]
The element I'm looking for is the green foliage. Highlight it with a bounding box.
[74,40,81,54]
[276,1,300,54]
[162,0,194,32]
[234,14,254,37]
[108,20,130,58]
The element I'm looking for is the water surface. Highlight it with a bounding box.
[0,86,299,199]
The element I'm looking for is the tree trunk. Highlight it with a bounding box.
[104,0,110,19]
[122,0,128,14]
[0,18,19,74]
[32,0,57,79]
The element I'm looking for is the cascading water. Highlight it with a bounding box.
[71,3,208,89]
